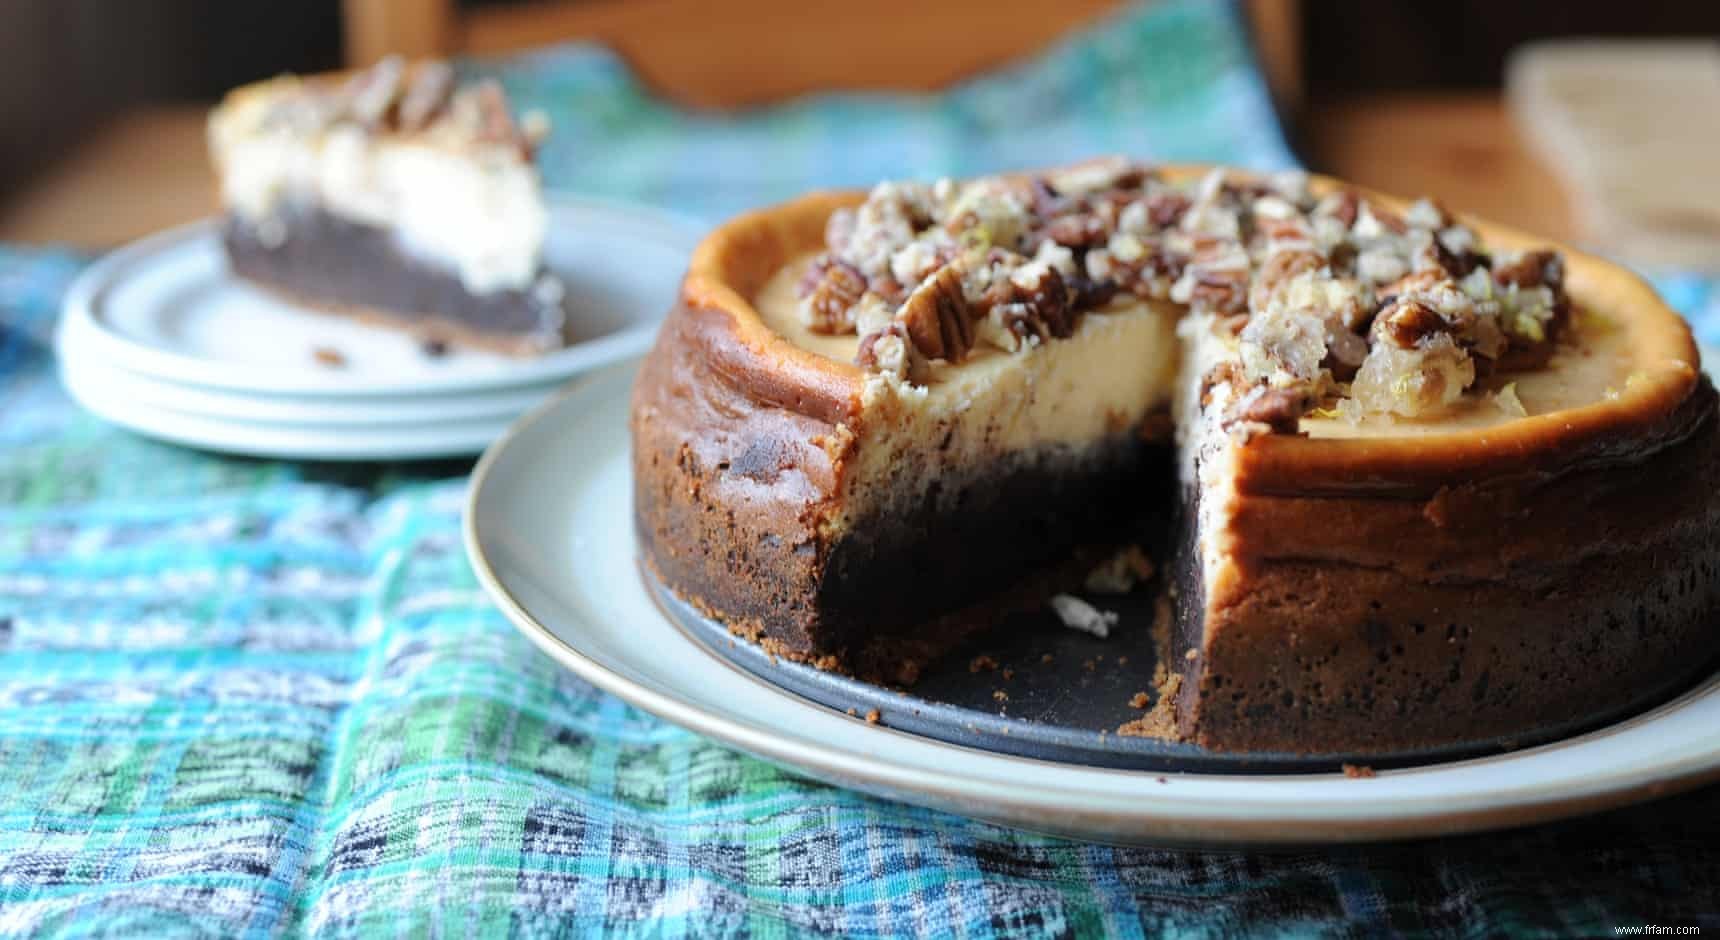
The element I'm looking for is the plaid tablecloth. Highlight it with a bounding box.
[2,1,1718,935]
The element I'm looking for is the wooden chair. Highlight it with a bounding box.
[340,0,1303,114]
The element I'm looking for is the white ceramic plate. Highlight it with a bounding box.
[63,359,507,460]
[58,319,560,428]
[465,360,1720,846]
[61,197,701,397]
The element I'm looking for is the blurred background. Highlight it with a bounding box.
[5,0,1719,267]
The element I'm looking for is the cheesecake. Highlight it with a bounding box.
[208,57,567,356]
[630,161,1720,755]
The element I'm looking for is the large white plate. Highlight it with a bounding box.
[61,197,701,397]
[464,361,1720,846]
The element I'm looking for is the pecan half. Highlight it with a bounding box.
[897,266,974,361]
[1042,213,1111,249]
[1232,386,1310,434]
[1008,264,1075,339]
[1146,192,1191,229]
[797,257,867,334]
[1187,269,1249,315]
[1323,190,1361,229]
[1374,298,1452,349]
[1067,272,1118,312]
[1492,249,1563,290]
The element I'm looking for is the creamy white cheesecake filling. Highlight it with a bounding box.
[210,91,546,295]
[759,251,1638,572]
[757,257,1182,532]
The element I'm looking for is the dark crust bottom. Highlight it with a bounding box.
[222,204,566,357]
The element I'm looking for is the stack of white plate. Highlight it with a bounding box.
[56,198,704,461]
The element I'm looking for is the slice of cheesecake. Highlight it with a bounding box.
[208,57,567,356]
[630,161,1720,755]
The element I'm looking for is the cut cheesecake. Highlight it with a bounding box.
[208,57,567,356]
[630,161,1720,755]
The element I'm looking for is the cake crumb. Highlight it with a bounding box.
[1118,674,1183,740]
[1184,648,1198,661]
[1002,668,1014,680]
[312,346,347,368]
[1082,658,1096,672]
[992,690,1008,703]
[1128,692,1151,709]
[845,708,857,717]
[1117,656,1129,666]
[1040,653,1054,665]
[865,709,881,725]
[1084,545,1156,594]
[968,655,999,673]
[1049,593,1118,638]
[1342,763,1377,779]
[1156,777,1168,785]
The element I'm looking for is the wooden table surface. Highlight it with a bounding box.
[0,93,1575,249]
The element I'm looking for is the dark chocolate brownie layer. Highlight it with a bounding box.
[223,203,565,355]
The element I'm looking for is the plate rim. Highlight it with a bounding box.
[464,360,1720,846]
[57,321,563,428]
[62,196,700,398]
[63,360,505,461]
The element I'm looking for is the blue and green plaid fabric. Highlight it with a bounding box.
[2,1,1717,935]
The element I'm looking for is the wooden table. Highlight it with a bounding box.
[0,94,1575,249]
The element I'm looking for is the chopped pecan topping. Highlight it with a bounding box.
[1250,249,1327,311]
[1042,213,1111,249]
[467,80,519,145]
[1146,192,1192,229]
[825,161,1569,413]
[855,322,926,383]
[1184,269,1249,315]
[1067,272,1119,311]
[1374,298,1453,349]
[343,56,406,127]
[1233,386,1311,434]
[897,266,974,361]
[1001,263,1075,339]
[1323,190,1361,229]
[398,62,455,130]
[1492,250,1564,290]
[796,257,868,334]
[1200,360,1243,407]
